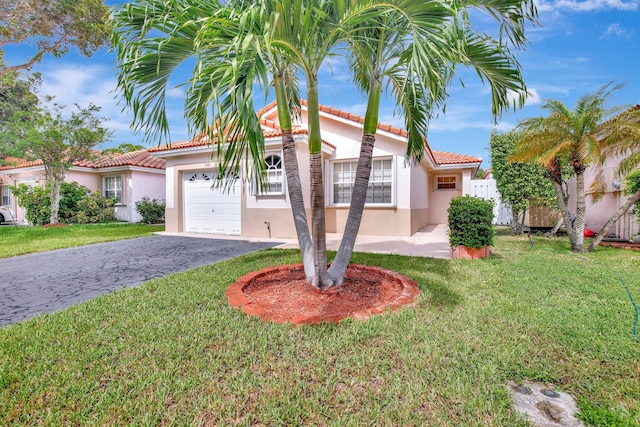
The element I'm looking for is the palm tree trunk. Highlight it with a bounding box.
[274,76,314,280]
[310,151,331,289]
[573,170,586,252]
[328,133,375,284]
[328,80,381,284]
[282,130,314,280]
[552,180,576,249]
[588,189,640,252]
[545,216,564,237]
[306,78,332,289]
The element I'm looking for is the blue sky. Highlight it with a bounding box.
[4,0,640,168]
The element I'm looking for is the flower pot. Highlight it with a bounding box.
[451,245,490,259]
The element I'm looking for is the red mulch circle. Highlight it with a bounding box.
[226,264,420,324]
[41,223,67,228]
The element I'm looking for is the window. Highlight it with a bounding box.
[104,175,122,203]
[258,154,284,195]
[1,185,11,206]
[332,158,393,205]
[436,176,456,190]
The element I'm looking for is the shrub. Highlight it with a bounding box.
[75,190,116,223]
[9,184,50,225]
[135,197,165,224]
[58,182,91,222]
[10,182,116,225]
[447,195,495,248]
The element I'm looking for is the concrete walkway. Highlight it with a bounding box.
[159,224,452,259]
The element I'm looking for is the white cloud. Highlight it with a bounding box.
[600,23,634,39]
[536,0,639,12]
[507,88,543,107]
[165,87,185,98]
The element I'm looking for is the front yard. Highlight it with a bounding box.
[0,233,638,425]
[0,223,164,258]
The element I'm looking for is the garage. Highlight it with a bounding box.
[183,171,241,235]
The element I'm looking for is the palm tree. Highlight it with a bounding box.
[113,0,539,288]
[511,83,631,252]
[328,0,539,284]
[112,0,317,280]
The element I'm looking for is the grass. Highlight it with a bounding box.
[0,223,165,258]
[1,233,639,425]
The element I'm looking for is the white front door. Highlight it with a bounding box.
[183,171,241,235]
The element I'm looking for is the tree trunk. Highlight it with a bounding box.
[510,207,522,235]
[572,170,586,252]
[310,151,331,289]
[49,179,61,224]
[328,133,375,284]
[552,179,577,250]
[273,77,314,280]
[281,130,314,280]
[588,190,640,251]
[545,216,564,237]
[305,77,332,289]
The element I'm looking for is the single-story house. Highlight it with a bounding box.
[150,101,481,238]
[0,149,166,223]
[580,153,639,240]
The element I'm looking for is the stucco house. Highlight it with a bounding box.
[0,149,166,224]
[580,153,639,240]
[150,101,481,238]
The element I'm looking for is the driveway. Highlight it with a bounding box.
[0,235,280,327]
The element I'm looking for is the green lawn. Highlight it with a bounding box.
[1,233,639,426]
[0,223,165,258]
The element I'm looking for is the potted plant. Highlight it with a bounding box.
[447,195,495,259]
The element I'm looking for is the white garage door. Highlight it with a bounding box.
[183,171,241,235]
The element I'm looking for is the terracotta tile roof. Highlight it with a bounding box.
[431,150,481,165]
[150,116,332,153]
[0,157,43,170]
[150,101,480,166]
[0,150,165,171]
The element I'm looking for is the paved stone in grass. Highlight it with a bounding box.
[509,381,585,427]
[0,235,280,326]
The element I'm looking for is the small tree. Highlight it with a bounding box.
[7,102,110,224]
[490,130,555,234]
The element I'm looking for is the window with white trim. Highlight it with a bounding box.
[104,175,122,203]
[256,153,284,195]
[436,175,457,190]
[1,185,11,206]
[332,158,393,205]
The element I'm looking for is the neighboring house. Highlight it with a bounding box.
[0,150,166,223]
[150,101,481,238]
[581,153,639,240]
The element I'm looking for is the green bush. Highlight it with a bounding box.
[10,182,116,225]
[74,190,116,223]
[447,195,495,248]
[9,184,50,225]
[135,197,165,224]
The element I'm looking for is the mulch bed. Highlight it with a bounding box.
[227,264,420,325]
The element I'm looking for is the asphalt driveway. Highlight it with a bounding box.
[0,235,280,326]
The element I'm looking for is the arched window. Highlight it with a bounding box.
[263,154,284,194]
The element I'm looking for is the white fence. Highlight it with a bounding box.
[469,179,512,225]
